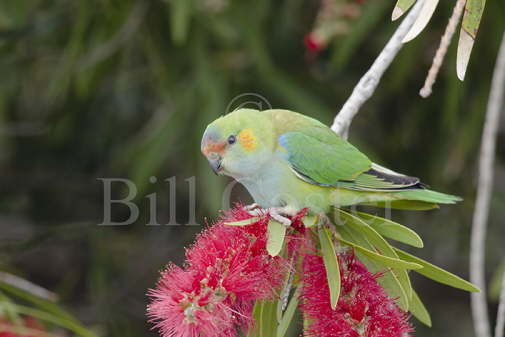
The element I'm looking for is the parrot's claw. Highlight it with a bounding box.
[245,203,265,216]
[244,203,261,211]
[268,206,297,227]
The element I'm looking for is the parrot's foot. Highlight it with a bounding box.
[268,206,297,227]
[243,203,261,213]
[246,205,298,227]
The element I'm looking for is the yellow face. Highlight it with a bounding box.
[201,109,275,177]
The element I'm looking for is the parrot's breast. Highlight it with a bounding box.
[234,153,333,213]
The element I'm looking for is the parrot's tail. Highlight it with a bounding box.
[396,189,462,204]
[358,189,462,210]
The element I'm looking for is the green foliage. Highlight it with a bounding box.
[267,219,287,257]
[248,300,279,337]
[410,290,432,327]
[356,211,424,248]
[0,274,97,337]
[257,208,479,330]
[395,248,481,292]
[276,287,300,337]
[318,226,341,310]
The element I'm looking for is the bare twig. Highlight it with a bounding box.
[496,273,505,337]
[419,0,466,98]
[470,32,505,337]
[0,271,57,302]
[331,0,425,139]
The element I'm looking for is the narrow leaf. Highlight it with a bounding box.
[0,303,99,337]
[259,300,278,337]
[267,220,287,257]
[402,0,440,42]
[456,28,474,80]
[247,301,263,337]
[224,217,259,226]
[457,0,486,80]
[395,248,480,292]
[0,291,21,325]
[356,212,424,248]
[392,0,417,20]
[338,237,422,270]
[318,227,341,310]
[461,0,486,39]
[302,215,318,228]
[277,287,300,337]
[338,225,409,310]
[337,210,414,302]
[410,290,432,327]
[0,281,78,323]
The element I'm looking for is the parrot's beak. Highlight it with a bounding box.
[208,154,223,175]
[201,130,226,175]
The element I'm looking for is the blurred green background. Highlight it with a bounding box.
[0,0,504,336]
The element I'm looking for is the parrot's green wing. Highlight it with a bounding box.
[270,109,460,206]
[278,125,421,191]
[339,163,422,191]
[278,127,372,184]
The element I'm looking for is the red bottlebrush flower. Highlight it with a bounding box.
[301,252,412,337]
[147,206,289,337]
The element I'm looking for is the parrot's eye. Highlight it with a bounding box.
[227,135,236,145]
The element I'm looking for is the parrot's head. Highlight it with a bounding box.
[201,108,276,178]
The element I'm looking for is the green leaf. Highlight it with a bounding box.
[395,248,480,292]
[337,210,415,304]
[461,0,486,39]
[247,302,263,337]
[318,227,341,310]
[0,290,21,325]
[277,287,300,337]
[259,300,278,337]
[457,0,486,80]
[0,280,78,323]
[338,237,422,270]
[402,0,440,43]
[356,212,424,248]
[267,220,287,257]
[0,302,99,337]
[410,290,432,327]
[224,217,259,226]
[337,225,409,311]
[302,215,318,228]
[392,0,417,20]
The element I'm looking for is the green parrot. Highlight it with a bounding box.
[201,108,460,225]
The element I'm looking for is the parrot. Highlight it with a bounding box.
[201,108,461,226]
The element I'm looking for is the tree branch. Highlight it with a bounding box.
[470,31,505,337]
[331,0,424,139]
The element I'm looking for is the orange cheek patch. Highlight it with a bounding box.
[203,141,226,156]
[238,129,257,151]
